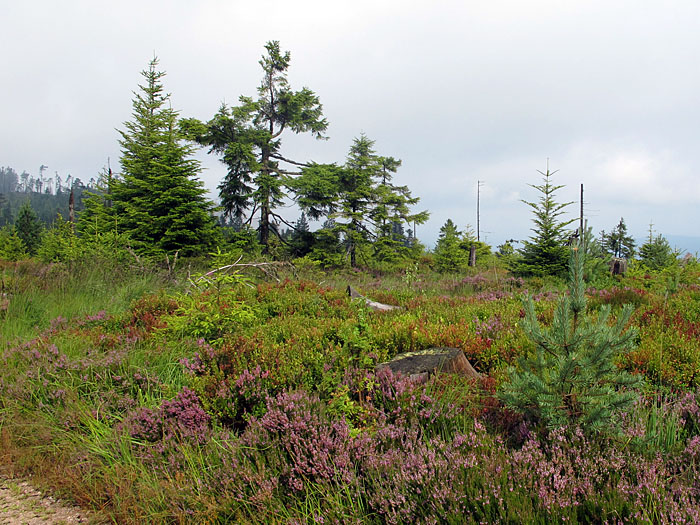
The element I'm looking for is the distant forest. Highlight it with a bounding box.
[0,165,91,226]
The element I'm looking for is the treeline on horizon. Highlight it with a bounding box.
[0,41,685,278]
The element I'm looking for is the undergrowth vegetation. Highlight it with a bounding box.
[1,254,700,523]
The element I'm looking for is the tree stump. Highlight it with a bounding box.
[375,347,481,382]
[609,257,628,275]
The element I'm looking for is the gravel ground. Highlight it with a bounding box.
[0,475,91,525]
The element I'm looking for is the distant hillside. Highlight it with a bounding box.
[0,190,87,227]
[665,235,700,257]
[0,165,91,227]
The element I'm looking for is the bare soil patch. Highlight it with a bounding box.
[0,474,91,525]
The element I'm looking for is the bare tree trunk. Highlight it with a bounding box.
[68,189,75,232]
[260,201,269,254]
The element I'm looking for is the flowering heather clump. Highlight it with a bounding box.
[587,286,648,308]
[179,338,216,375]
[122,406,161,441]
[122,387,210,445]
[675,390,700,435]
[246,390,357,491]
[371,367,435,423]
[503,276,525,289]
[48,315,68,331]
[455,274,488,291]
[510,426,700,523]
[473,315,504,341]
[358,420,512,524]
[84,310,108,323]
[473,290,512,302]
[4,338,75,386]
[160,387,211,444]
[528,289,560,302]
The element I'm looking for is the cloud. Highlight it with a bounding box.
[560,140,699,205]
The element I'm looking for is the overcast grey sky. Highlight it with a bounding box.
[2,0,700,250]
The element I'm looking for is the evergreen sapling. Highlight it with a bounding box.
[500,243,643,433]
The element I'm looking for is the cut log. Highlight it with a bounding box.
[375,347,481,381]
[347,285,401,312]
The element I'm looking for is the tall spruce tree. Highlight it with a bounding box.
[580,224,610,284]
[110,58,219,256]
[500,244,642,433]
[0,193,9,227]
[182,41,328,253]
[512,165,574,277]
[459,223,491,263]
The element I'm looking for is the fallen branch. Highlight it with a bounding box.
[346,286,401,312]
[190,258,297,289]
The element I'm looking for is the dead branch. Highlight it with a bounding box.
[165,250,179,280]
[190,258,297,289]
[126,246,146,273]
[269,153,311,168]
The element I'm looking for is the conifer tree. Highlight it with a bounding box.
[433,219,466,272]
[580,224,609,284]
[0,167,20,194]
[309,219,344,267]
[287,212,314,258]
[512,165,574,277]
[371,156,427,239]
[500,244,642,433]
[14,200,42,255]
[459,223,491,262]
[335,135,378,267]
[78,167,118,238]
[371,156,428,263]
[603,217,635,258]
[293,135,428,267]
[182,41,328,253]
[638,228,676,271]
[0,227,27,260]
[0,193,10,227]
[111,58,220,256]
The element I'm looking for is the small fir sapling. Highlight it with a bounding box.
[500,242,643,433]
